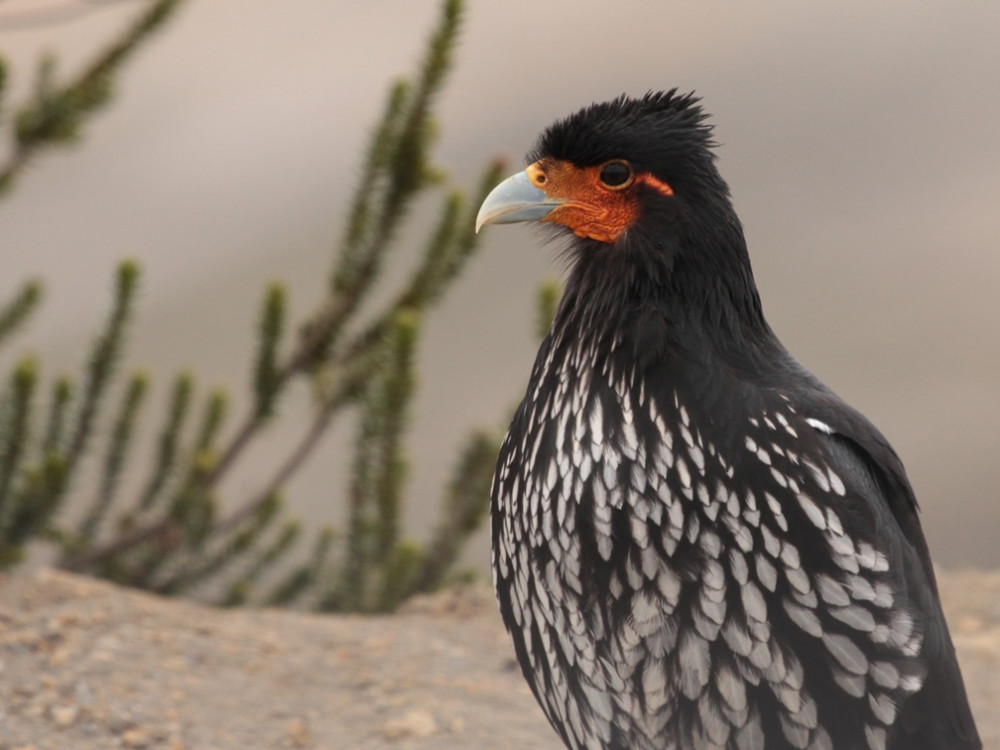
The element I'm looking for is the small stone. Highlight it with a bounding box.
[49,646,71,666]
[51,704,80,728]
[285,717,313,748]
[381,709,438,740]
[121,728,148,748]
[955,615,985,635]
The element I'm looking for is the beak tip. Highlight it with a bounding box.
[475,170,561,233]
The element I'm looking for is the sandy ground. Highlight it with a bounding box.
[0,568,997,750]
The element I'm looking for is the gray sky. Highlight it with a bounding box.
[1,0,998,567]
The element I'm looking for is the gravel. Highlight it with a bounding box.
[1,568,997,749]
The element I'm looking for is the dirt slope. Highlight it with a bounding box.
[1,569,997,749]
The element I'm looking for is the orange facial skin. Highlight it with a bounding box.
[527,158,675,244]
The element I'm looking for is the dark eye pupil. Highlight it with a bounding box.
[600,161,631,187]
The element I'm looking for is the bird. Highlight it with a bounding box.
[476,91,981,750]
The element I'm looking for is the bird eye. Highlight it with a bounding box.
[598,160,633,189]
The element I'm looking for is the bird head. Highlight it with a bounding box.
[477,90,768,348]
[476,90,732,247]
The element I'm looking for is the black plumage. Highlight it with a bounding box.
[479,91,980,750]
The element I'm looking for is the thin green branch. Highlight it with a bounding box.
[333,79,411,295]
[0,280,43,348]
[139,371,193,511]
[79,371,149,543]
[194,387,228,453]
[337,310,419,611]
[0,356,38,524]
[253,283,285,420]
[0,0,186,195]
[372,310,418,559]
[65,260,139,473]
[412,429,500,593]
[338,159,505,364]
[305,0,465,369]
[0,57,7,114]
[536,279,561,340]
[42,376,74,455]
[0,453,67,567]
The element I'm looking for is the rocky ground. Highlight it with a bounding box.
[0,568,997,749]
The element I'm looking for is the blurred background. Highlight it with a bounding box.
[0,0,997,570]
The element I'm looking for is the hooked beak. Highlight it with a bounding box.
[475,170,565,232]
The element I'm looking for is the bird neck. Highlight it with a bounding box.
[551,218,778,378]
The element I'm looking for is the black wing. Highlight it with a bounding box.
[804,394,981,750]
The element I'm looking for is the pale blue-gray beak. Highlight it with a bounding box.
[475,170,565,233]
